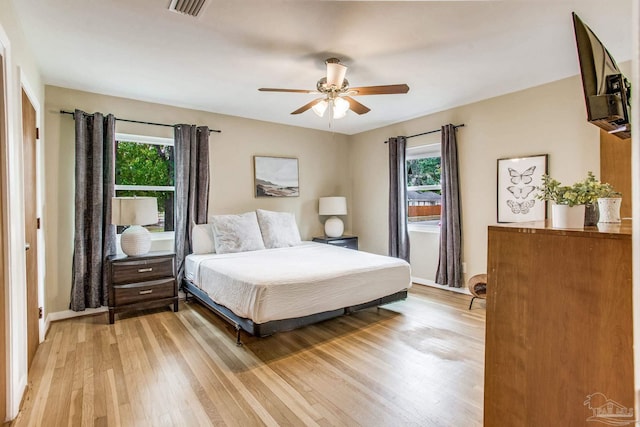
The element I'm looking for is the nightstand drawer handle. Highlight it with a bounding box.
[138,268,153,273]
[139,290,153,295]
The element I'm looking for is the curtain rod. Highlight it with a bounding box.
[59,110,222,134]
[384,123,465,143]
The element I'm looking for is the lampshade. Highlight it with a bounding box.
[326,62,347,87]
[112,197,158,225]
[332,97,349,119]
[312,99,328,117]
[319,197,347,216]
[312,98,349,119]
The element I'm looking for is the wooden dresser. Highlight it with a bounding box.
[107,251,178,324]
[484,220,634,426]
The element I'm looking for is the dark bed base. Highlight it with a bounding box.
[181,279,408,346]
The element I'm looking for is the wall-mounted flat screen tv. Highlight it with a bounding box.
[572,12,631,139]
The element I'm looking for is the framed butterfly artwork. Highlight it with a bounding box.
[497,154,548,223]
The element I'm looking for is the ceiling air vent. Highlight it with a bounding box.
[168,0,209,18]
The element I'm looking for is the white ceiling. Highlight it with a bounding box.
[13,0,633,135]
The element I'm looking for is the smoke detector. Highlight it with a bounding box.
[168,0,210,18]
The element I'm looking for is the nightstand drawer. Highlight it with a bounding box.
[313,236,358,250]
[111,256,174,284]
[328,239,356,249]
[113,278,176,306]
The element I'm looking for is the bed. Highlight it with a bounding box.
[181,210,411,344]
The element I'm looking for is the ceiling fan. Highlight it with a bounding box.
[258,58,410,119]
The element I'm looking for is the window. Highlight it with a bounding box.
[406,144,441,228]
[114,133,175,233]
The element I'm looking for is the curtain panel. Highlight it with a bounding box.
[435,124,463,287]
[388,136,410,262]
[70,110,117,311]
[174,125,210,284]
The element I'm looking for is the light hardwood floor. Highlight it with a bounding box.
[12,286,486,426]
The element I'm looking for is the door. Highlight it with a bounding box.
[22,88,39,368]
[0,53,7,423]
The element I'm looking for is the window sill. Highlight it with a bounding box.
[408,224,441,234]
[149,231,175,242]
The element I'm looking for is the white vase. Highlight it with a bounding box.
[597,197,622,223]
[551,204,585,229]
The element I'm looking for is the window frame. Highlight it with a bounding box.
[406,143,442,233]
[114,132,175,238]
[406,143,442,191]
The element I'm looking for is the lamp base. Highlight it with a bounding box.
[120,225,152,256]
[324,216,344,238]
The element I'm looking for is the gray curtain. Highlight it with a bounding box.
[175,125,210,284]
[388,136,410,262]
[70,110,116,310]
[436,124,463,287]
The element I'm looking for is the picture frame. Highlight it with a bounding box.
[254,156,299,197]
[497,154,548,223]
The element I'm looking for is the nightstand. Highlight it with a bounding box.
[312,235,358,250]
[107,251,178,324]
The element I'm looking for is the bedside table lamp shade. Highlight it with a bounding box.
[112,197,158,256]
[319,196,347,238]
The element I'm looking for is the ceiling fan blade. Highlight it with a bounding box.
[258,88,316,93]
[349,84,410,95]
[291,98,324,115]
[343,96,371,115]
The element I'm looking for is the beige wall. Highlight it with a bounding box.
[44,62,631,310]
[44,86,350,313]
[350,72,608,283]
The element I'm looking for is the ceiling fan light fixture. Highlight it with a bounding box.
[332,97,349,119]
[312,99,328,117]
[326,62,347,87]
[259,57,409,120]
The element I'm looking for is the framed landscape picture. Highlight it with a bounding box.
[254,156,299,197]
[497,154,548,223]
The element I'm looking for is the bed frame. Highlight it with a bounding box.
[181,279,408,346]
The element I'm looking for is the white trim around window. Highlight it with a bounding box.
[115,133,173,146]
[406,142,440,160]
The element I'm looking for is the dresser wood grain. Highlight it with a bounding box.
[484,220,633,426]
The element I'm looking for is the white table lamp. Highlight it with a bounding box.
[319,196,347,238]
[112,196,159,256]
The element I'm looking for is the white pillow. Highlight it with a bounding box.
[256,209,302,249]
[191,223,215,254]
[211,211,266,254]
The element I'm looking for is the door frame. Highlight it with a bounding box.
[0,39,8,426]
[19,73,44,345]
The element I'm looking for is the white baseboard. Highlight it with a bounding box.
[411,276,472,295]
[44,307,108,336]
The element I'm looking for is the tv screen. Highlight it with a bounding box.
[572,12,631,139]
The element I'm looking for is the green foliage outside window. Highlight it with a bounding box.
[115,141,174,186]
[115,141,174,207]
[115,141,175,232]
[407,157,441,187]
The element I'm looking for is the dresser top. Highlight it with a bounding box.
[489,219,632,239]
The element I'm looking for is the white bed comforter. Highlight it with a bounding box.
[185,242,411,324]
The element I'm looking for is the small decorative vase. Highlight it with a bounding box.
[597,197,622,223]
[551,204,585,229]
[584,203,599,226]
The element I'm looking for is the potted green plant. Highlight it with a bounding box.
[536,172,622,228]
[536,174,590,228]
[575,171,600,225]
[576,171,622,224]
